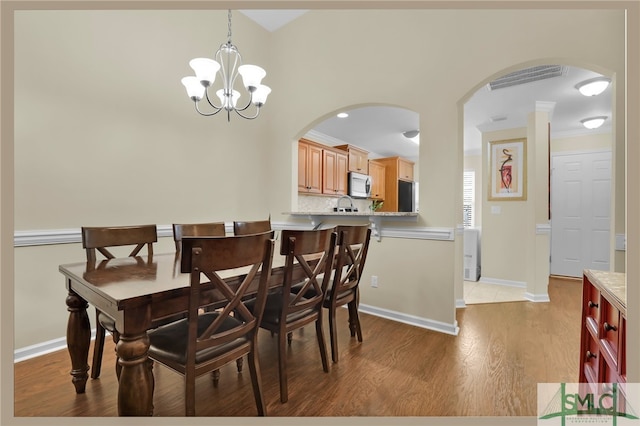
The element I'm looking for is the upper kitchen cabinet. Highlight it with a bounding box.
[298,138,323,194]
[335,144,369,174]
[398,158,414,181]
[323,147,348,196]
[368,160,386,200]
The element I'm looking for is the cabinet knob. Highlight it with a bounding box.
[588,300,598,308]
[586,350,597,359]
[604,322,617,332]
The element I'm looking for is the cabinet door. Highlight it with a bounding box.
[369,161,386,200]
[335,151,348,195]
[307,144,323,193]
[298,142,309,192]
[324,150,348,195]
[348,150,368,174]
[299,141,322,194]
[398,159,414,181]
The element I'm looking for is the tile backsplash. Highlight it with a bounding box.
[298,195,372,212]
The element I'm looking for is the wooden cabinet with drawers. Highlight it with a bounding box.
[579,270,626,385]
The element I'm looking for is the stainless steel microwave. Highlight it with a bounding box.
[348,172,371,199]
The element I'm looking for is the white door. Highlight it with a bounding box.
[550,151,611,277]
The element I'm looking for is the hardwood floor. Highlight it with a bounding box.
[13,277,581,417]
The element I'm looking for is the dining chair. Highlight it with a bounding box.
[172,222,242,381]
[250,227,337,403]
[147,232,275,416]
[233,218,271,235]
[172,222,226,251]
[81,224,157,380]
[325,224,372,363]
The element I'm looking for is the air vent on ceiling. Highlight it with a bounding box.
[488,65,568,90]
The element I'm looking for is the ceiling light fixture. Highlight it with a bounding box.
[181,10,271,121]
[575,77,611,96]
[580,116,608,129]
[402,130,420,144]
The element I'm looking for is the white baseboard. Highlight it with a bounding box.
[16,303,462,362]
[14,329,101,363]
[479,277,527,288]
[524,292,551,303]
[358,303,459,336]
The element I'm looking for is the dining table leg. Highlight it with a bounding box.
[116,330,154,416]
[65,288,91,393]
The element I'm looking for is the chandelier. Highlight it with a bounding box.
[181,10,271,121]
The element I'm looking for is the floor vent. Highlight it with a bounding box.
[488,65,568,90]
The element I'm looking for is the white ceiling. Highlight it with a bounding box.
[241,10,613,161]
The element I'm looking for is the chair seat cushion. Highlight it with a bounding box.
[247,292,315,326]
[148,313,248,365]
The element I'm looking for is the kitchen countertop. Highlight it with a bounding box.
[284,211,419,241]
[285,211,418,217]
[584,269,626,315]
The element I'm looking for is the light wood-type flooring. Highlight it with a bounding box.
[13,277,581,417]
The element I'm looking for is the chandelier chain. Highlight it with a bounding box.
[227,9,232,44]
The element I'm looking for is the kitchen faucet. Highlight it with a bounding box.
[335,195,355,212]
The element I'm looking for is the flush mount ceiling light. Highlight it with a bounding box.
[575,77,611,96]
[402,130,420,144]
[580,116,608,129]
[181,10,271,121]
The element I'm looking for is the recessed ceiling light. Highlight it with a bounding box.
[575,77,611,96]
[580,116,608,129]
[337,112,349,118]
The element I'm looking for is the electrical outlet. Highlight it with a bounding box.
[371,275,378,288]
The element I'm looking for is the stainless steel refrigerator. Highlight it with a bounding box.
[398,180,415,212]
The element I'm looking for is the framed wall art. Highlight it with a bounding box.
[488,138,527,201]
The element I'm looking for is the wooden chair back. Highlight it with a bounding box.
[148,231,275,416]
[172,222,226,251]
[183,232,275,351]
[279,228,337,320]
[81,225,157,263]
[233,218,271,236]
[329,225,372,304]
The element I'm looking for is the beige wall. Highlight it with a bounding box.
[11,8,628,350]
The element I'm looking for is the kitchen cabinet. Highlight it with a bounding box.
[579,270,626,386]
[368,160,386,200]
[335,144,369,174]
[375,156,415,212]
[323,148,348,195]
[298,138,323,194]
[398,158,414,181]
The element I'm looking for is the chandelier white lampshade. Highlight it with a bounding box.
[580,116,607,129]
[180,10,271,121]
[575,77,611,96]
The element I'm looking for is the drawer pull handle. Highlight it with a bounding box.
[588,301,598,308]
[586,350,597,359]
[604,322,618,332]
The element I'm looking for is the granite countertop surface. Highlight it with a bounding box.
[285,211,418,216]
[584,269,626,314]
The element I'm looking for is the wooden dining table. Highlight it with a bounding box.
[60,249,293,416]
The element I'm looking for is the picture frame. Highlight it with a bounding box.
[488,138,527,201]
